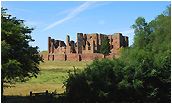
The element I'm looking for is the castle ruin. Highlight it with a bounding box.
[41,33,128,61]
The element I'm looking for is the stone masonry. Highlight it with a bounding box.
[41,33,128,61]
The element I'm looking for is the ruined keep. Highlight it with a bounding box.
[41,33,128,61]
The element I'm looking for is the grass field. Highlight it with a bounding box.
[4,60,92,96]
[39,60,92,69]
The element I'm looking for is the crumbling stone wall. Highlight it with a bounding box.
[80,53,104,61]
[41,54,48,60]
[66,54,80,61]
[40,53,120,61]
[54,54,66,61]
[48,55,54,60]
[42,32,128,61]
[48,32,128,55]
[48,37,66,54]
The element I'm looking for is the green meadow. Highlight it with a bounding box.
[4,60,92,96]
[39,60,92,69]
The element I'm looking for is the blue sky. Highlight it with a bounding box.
[1,1,171,52]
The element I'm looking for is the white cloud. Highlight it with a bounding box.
[42,1,98,32]
[91,2,110,9]
[120,29,134,35]
[98,20,105,24]
[56,2,110,16]
[11,8,34,13]
[56,8,75,16]
[25,21,43,26]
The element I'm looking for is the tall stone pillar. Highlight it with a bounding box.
[94,33,98,51]
[86,41,89,50]
[59,41,61,47]
[51,39,54,53]
[98,34,103,52]
[48,37,51,53]
[84,34,87,46]
[66,35,71,54]
[124,36,129,47]
[91,40,95,53]
[77,33,83,54]
[67,35,70,46]
[99,34,103,45]
[117,33,122,49]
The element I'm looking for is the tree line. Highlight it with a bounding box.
[1,8,43,101]
[62,5,171,103]
[1,5,171,103]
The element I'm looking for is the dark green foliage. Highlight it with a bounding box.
[64,58,146,103]
[64,58,116,102]
[1,8,42,95]
[120,5,171,102]
[100,36,110,55]
[62,5,171,103]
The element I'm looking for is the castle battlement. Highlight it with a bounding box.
[41,33,128,61]
[48,33,128,54]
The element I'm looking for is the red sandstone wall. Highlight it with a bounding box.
[54,54,66,61]
[82,49,92,54]
[40,53,120,61]
[41,54,48,60]
[80,53,104,61]
[66,54,80,61]
[48,55,54,60]
[54,47,66,54]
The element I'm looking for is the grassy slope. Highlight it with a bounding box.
[39,51,66,55]
[39,60,92,70]
[4,61,92,96]
[39,51,48,54]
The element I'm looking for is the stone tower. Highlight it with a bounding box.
[48,37,51,53]
[77,33,84,54]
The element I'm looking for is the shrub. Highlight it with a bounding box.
[62,5,171,103]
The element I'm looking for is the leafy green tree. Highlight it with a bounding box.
[100,36,110,55]
[1,8,42,99]
[117,46,124,53]
[131,17,151,49]
[121,5,171,102]
[62,5,171,103]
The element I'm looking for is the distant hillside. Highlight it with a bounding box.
[39,51,48,54]
[39,51,64,55]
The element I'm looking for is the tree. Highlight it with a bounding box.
[131,17,151,49]
[100,36,110,55]
[117,46,124,53]
[62,5,171,103]
[1,8,42,100]
[121,5,171,102]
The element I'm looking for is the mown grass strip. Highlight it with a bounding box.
[4,60,92,96]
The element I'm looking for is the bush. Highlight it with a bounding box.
[63,5,171,103]
[63,58,135,103]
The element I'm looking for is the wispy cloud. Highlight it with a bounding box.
[56,8,75,16]
[11,8,34,13]
[56,2,110,16]
[120,29,134,35]
[102,28,134,35]
[98,20,105,25]
[91,2,110,9]
[42,1,98,32]
[25,21,43,26]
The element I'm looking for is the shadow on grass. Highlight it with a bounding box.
[2,93,68,103]
[2,95,32,103]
